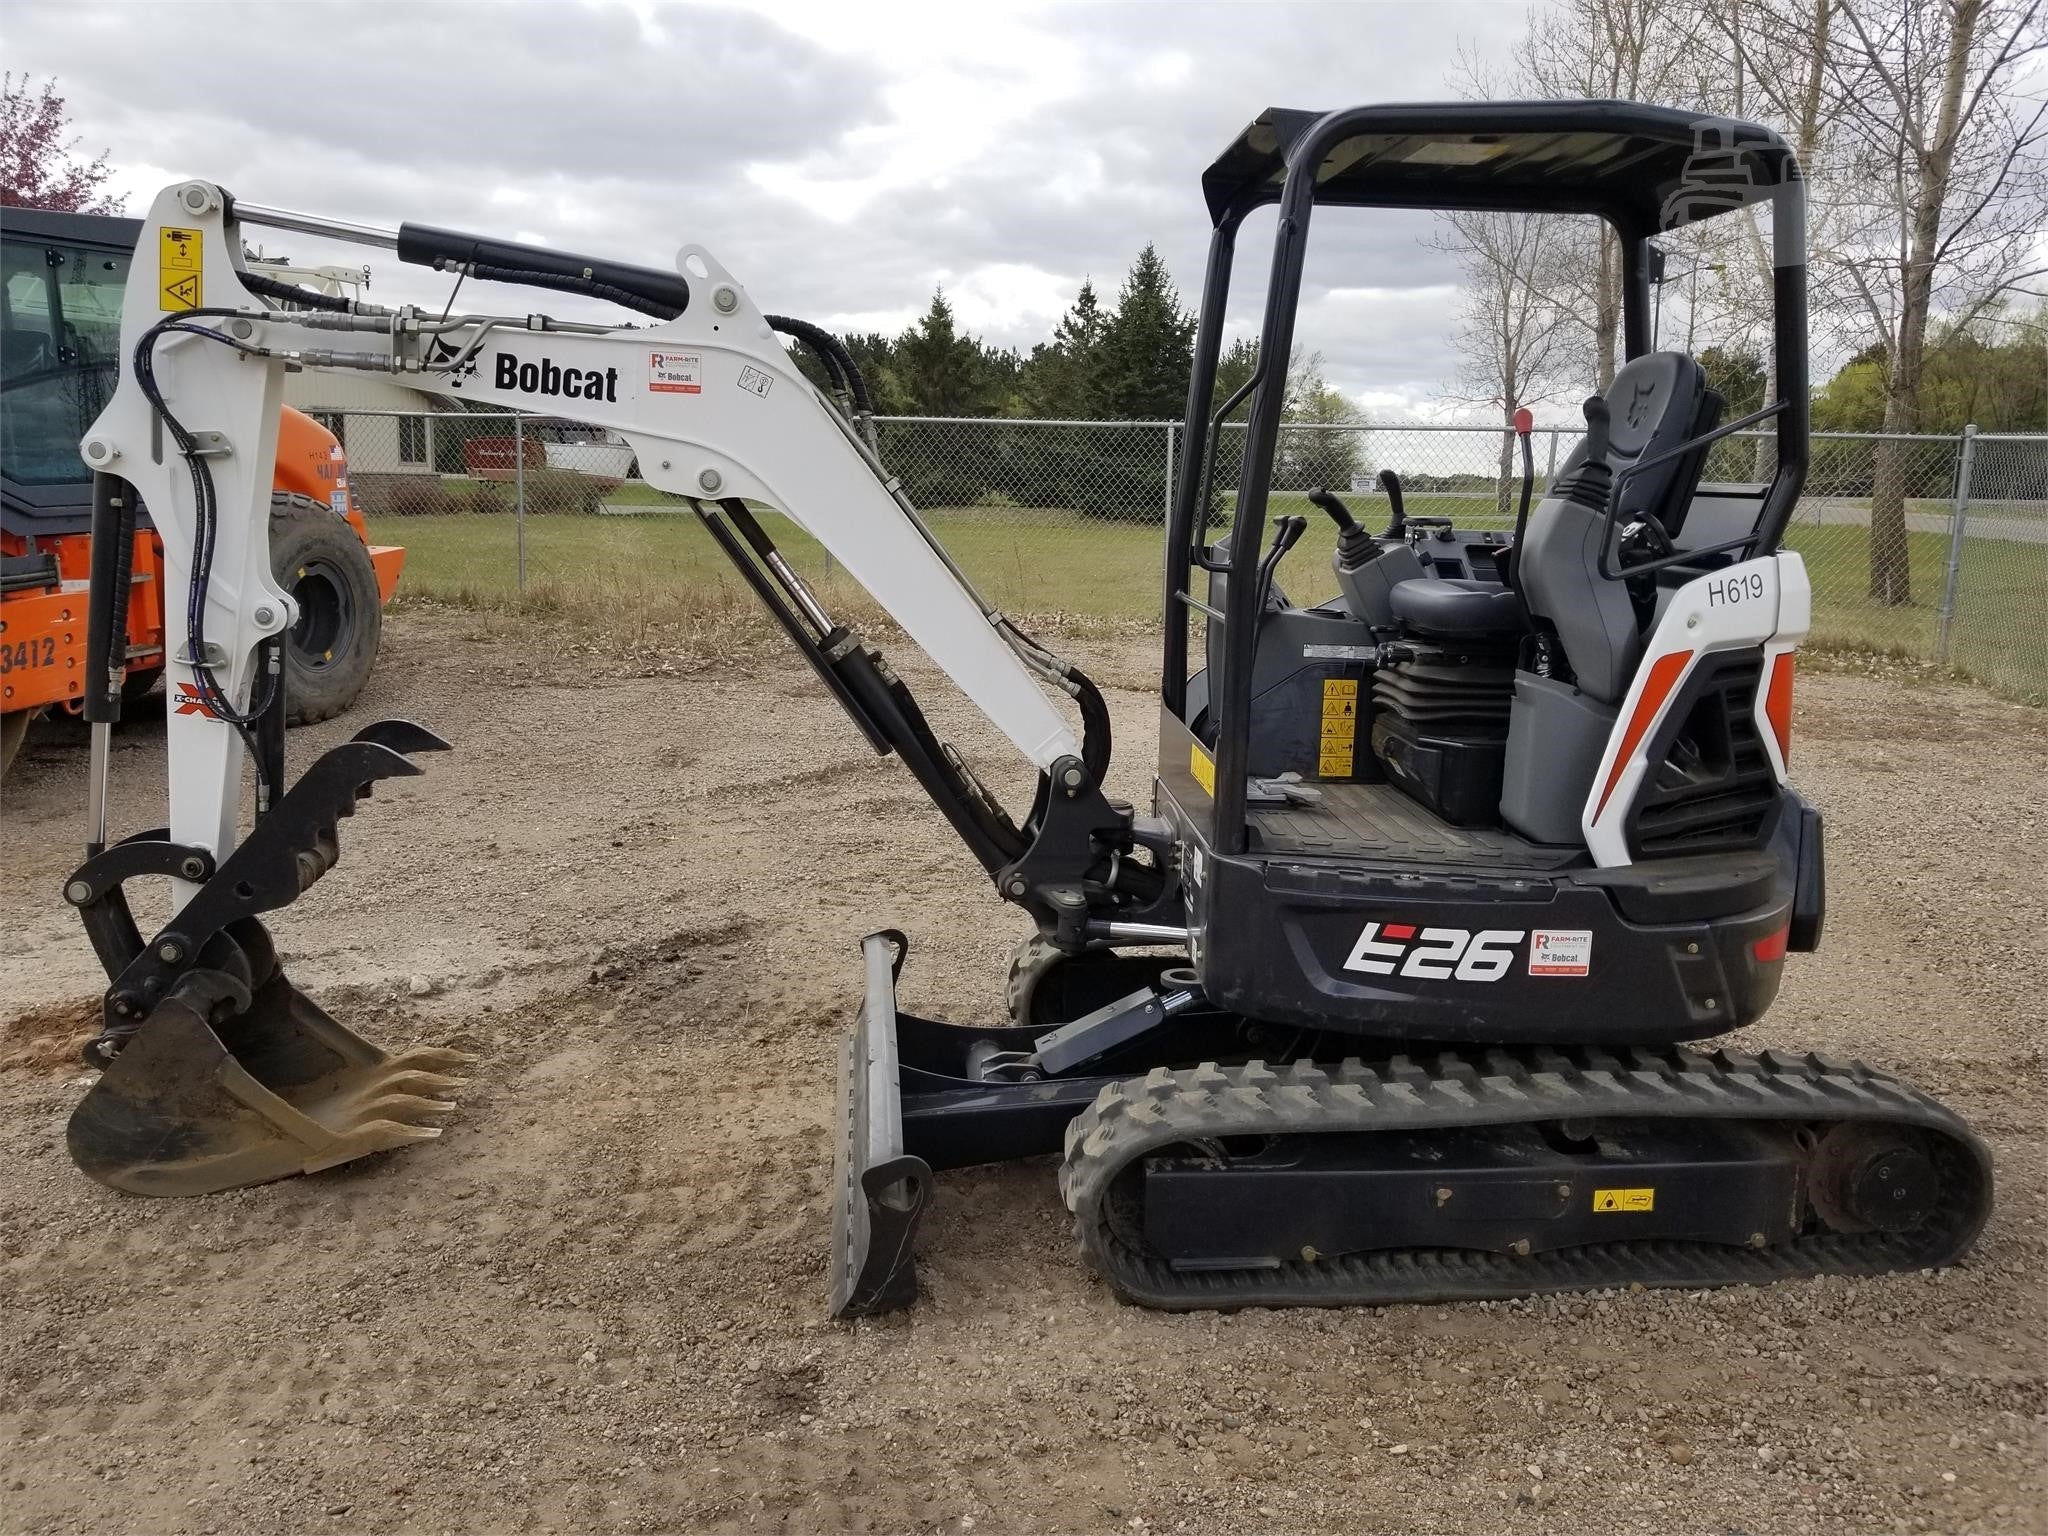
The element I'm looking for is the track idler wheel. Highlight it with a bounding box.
[1808,1123,1939,1233]
[67,923,470,1197]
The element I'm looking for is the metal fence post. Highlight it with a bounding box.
[513,413,527,594]
[1935,423,1977,663]
[1545,430,1560,484]
[1163,423,1177,521]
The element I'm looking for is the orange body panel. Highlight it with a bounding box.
[0,585,88,713]
[1,407,399,717]
[368,546,406,603]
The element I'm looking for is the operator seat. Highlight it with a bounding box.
[1385,351,1718,698]
[1515,351,1716,701]
[1387,576,1523,638]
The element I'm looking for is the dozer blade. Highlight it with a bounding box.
[67,958,470,1198]
[829,930,933,1318]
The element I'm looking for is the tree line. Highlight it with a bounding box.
[788,244,1368,518]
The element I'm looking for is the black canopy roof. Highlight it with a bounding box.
[1202,101,1797,233]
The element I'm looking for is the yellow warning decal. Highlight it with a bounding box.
[160,226,203,311]
[1593,1187,1655,1213]
[1189,742,1215,796]
[1317,676,1359,779]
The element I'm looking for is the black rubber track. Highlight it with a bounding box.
[1058,1047,1993,1310]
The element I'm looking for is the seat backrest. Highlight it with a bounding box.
[1518,352,1713,704]
[1548,351,1709,532]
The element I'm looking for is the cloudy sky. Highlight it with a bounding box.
[12,0,1543,419]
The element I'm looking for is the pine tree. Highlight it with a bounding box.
[1022,279,1109,416]
[1096,246,1196,420]
[895,289,987,416]
[1213,337,1259,406]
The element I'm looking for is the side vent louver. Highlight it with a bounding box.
[1626,652,1779,857]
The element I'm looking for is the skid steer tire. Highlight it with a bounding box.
[270,493,382,726]
[0,707,38,779]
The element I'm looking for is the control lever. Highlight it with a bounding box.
[1376,468,1407,538]
[1253,515,1307,616]
[1582,394,1613,460]
[1505,406,1536,594]
[1306,487,1377,569]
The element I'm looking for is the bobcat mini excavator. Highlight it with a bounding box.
[60,101,1990,1316]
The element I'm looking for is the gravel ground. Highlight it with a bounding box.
[2,606,2043,1536]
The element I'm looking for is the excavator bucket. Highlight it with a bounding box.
[68,949,470,1198]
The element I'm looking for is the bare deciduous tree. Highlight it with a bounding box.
[1513,0,1715,385]
[1700,0,1845,476]
[1432,212,1585,515]
[1822,0,2047,603]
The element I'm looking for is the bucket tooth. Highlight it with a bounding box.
[381,1047,478,1073]
[335,1068,468,1101]
[339,1092,459,1124]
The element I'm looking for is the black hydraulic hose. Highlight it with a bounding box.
[467,262,679,320]
[239,271,352,314]
[1072,669,1113,790]
[83,472,137,725]
[131,310,280,799]
[766,314,874,415]
[1000,614,1113,790]
[767,318,851,403]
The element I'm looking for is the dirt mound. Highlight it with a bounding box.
[0,994,98,1073]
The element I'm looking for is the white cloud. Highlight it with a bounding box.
[10,0,1525,415]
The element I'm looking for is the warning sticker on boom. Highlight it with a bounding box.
[1593,1187,1655,1213]
[1318,676,1359,778]
[160,226,203,311]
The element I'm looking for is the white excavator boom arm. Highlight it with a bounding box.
[81,182,1083,888]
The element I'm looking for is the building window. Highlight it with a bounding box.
[399,415,428,465]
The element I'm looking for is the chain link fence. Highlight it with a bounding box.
[315,408,2047,701]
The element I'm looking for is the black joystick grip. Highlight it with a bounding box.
[1582,395,1612,459]
[1308,488,1377,569]
[1377,468,1408,538]
[1306,487,1358,530]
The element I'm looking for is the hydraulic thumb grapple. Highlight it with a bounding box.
[65,100,1991,1320]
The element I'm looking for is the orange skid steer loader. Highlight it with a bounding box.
[2,206,402,775]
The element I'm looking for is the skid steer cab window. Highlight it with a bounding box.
[0,237,130,486]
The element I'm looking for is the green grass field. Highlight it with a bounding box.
[370,493,2045,701]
